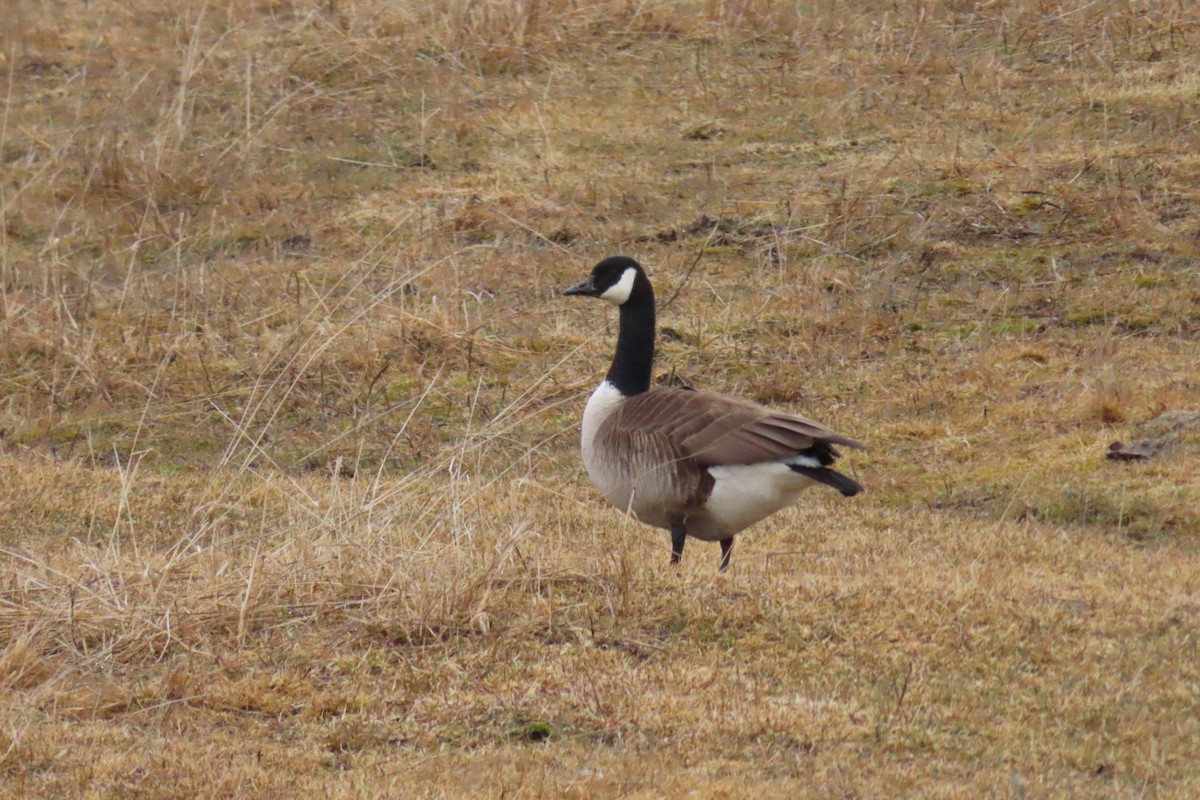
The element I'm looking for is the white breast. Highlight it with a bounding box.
[580,381,624,481]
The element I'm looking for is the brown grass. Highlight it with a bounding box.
[2,0,1200,796]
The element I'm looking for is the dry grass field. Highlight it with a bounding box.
[2,0,1200,796]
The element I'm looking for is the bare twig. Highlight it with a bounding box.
[659,221,719,311]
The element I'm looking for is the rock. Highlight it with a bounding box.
[1106,410,1200,462]
[1106,439,1165,461]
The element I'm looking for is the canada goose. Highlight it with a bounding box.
[564,256,863,571]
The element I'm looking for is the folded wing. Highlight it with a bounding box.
[612,387,863,468]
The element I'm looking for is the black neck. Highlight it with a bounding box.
[606,291,655,396]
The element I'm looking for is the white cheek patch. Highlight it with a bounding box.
[599,267,637,305]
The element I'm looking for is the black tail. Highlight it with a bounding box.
[789,464,863,497]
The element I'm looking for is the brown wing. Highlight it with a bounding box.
[613,387,863,468]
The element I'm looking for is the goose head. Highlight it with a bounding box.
[563,256,651,306]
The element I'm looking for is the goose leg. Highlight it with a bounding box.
[668,515,687,565]
[719,538,734,572]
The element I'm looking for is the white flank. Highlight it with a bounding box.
[705,462,815,536]
[599,267,637,306]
